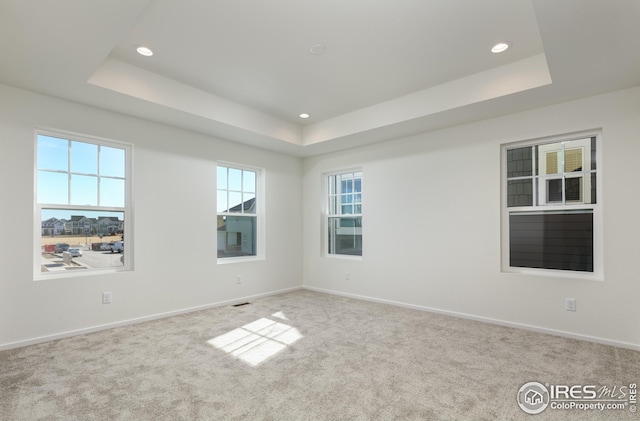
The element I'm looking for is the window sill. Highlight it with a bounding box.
[34,266,130,281]
[325,254,363,261]
[502,266,603,282]
[217,255,264,265]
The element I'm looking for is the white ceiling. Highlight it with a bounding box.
[1,0,639,157]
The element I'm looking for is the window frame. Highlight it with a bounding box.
[34,128,133,280]
[324,168,363,259]
[501,131,603,280]
[216,162,264,264]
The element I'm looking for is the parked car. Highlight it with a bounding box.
[100,242,114,251]
[67,248,83,257]
[54,243,70,253]
[111,241,124,253]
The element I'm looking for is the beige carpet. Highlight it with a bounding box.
[1,290,638,420]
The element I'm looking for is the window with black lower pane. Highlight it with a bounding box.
[327,170,362,256]
[217,164,260,259]
[509,211,593,272]
[504,135,598,274]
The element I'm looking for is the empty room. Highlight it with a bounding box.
[1,0,639,419]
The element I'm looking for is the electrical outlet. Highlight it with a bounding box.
[102,292,112,305]
[345,271,350,280]
[236,275,242,284]
[565,298,576,312]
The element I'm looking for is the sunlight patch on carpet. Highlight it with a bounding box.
[207,313,303,366]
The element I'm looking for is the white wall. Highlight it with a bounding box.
[3,82,639,351]
[0,84,303,349]
[303,86,640,349]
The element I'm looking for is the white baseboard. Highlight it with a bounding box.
[4,285,638,352]
[302,286,640,352]
[0,286,303,351]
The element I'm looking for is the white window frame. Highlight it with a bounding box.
[324,168,363,259]
[501,131,603,280]
[216,162,265,264]
[34,128,133,280]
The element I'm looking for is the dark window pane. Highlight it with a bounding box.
[547,177,583,203]
[507,179,533,207]
[507,147,533,178]
[565,177,582,202]
[509,211,593,272]
[547,179,563,203]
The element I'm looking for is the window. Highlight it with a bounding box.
[326,170,362,256]
[502,134,600,276]
[36,131,131,276]
[217,164,261,259]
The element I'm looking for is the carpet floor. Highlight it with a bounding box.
[1,289,638,420]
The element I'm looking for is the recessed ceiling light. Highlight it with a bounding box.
[309,44,326,55]
[299,113,310,119]
[491,42,510,54]
[136,46,154,57]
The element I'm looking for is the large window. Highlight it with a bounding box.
[327,170,363,256]
[502,134,600,276]
[217,164,261,260]
[36,131,131,276]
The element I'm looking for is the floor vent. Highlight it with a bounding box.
[232,302,251,307]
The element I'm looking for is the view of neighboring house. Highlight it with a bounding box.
[217,197,256,257]
[41,217,66,236]
[41,215,124,237]
[97,217,124,236]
